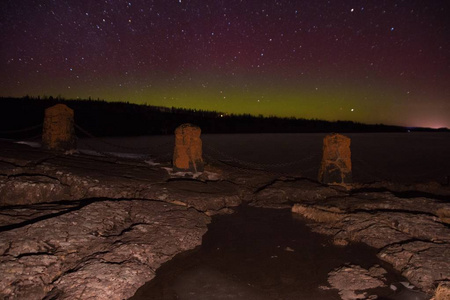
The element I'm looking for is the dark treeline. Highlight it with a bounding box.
[0,96,448,138]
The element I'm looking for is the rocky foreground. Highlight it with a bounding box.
[1,140,449,299]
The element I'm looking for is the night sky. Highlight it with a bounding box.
[1,1,449,128]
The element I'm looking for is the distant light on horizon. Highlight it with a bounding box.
[412,122,449,130]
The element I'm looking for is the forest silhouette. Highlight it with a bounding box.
[0,96,447,138]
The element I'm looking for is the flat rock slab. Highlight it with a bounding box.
[0,141,242,213]
[354,181,450,199]
[0,200,209,300]
[155,180,241,213]
[379,241,450,294]
[2,140,449,299]
[326,264,386,300]
[253,178,450,297]
[0,201,82,229]
[0,140,56,167]
[252,178,346,208]
[320,191,449,215]
[0,141,168,204]
[291,192,450,294]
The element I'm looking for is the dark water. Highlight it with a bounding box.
[77,132,450,184]
[130,206,410,300]
[201,132,450,184]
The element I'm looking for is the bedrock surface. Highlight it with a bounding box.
[0,199,209,300]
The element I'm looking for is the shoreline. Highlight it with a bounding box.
[0,140,449,299]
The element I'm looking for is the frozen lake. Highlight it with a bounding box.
[75,132,450,184]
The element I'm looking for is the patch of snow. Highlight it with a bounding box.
[78,149,149,160]
[15,141,41,148]
[400,281,416,289]
[145,159,160,166]
[162,167,220,181]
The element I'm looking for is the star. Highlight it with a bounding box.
[0,0,448,128]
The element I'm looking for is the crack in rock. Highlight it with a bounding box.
[0,199,209,300]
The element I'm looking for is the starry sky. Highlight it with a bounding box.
[1,0,449,128]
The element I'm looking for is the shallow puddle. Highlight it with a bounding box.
[130,206,415,300]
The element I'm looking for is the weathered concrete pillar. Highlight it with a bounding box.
[173,123,204,173]
[435,282,450,300]
[318,133,352,184]
[42,104,76,151]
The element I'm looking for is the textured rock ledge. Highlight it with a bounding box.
[1,140,449,299]
[245,175,450,297]
[0,141,235,299]
[0,141,241,214]
[290,192,450,295]
[0,199,209,300]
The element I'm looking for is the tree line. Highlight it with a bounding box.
[0,96,447,138]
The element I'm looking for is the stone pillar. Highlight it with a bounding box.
[318,133,352,184]
[42,104,76,151]
[435,282,450,300]
[173,123,204,173]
